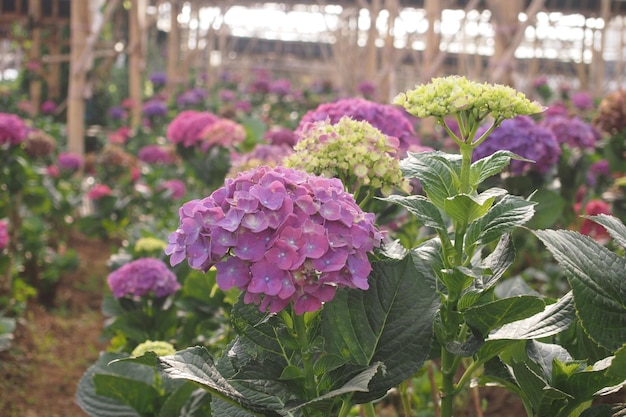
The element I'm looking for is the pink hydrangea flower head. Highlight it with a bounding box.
[200,118,247,152]
[0,112,28,147]
[107,257,181,298]
[0,220,8,250]
[87,184,113,200]
[295,98,421,156]
[166,165,383,315]
[166,110,220,148]
[263,126,297,147]
[576,200,612,242]
[138,144,176,164]
[159,179,186,199]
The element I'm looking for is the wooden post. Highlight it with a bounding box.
[47,26,62,100]
[363,0,381,85]
[167,0,181,94]
[67,0,91,156]
[590,0,611,94]
[28,0,42,116]
[129,0,147,129]
[423,0,441,81]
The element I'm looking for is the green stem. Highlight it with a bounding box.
[439,345,457,417]
[293,311,317,401]
[452,358,483,396]
[361,402,377,417]
[337,395,354,417]
[459,143,473,195]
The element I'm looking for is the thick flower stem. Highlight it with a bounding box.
[293,312,317,402]
[459,143,473,195]
[439,346,457,417]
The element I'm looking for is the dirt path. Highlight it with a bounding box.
[0,234,112,417]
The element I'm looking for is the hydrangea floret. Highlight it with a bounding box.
[107,257,181,299]
[0,112,28,147]
[165,165,382,315]
[131,340,176,357]
[285,116,410,202]
[0,220,8,250]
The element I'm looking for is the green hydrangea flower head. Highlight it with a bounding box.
[284,116,411,198]
[131,340,176,357]
[394,75,544,123]
[134,237,167,256]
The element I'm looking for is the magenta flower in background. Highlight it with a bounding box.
[474,116,561,175]
[87,184,113,200]
[0,220,8,250]
[571,92,594,111]
[176,88,207,108]
[166,110,220,148]
[108,106,127,121]
[0,112,28,147]
[57,152,84,172]
[270,79,292,96]
[228,143,293,177]
[46,165,60,178]
[235,100,252,113]
[295,98,421,155]
[545,101,569,117]
[138,144,176,164]
[165,165,382,315]
[159,179,186,199]
[263,126,297,147]
[41,100,57,115]
[219,89,237,102]
[541,115,601,149]
[107,257,181,298]
[200,118,246,152]
[357,81,376,98]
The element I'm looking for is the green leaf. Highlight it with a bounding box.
[470,150,529,186]
[465,195,536,248]
[93,374,162,415]
[534,229,626,351]
[158,383,211,417]
[464,296,546,336]
[526,188,566,229]
[158,346,284,417]
[381,194,447,232]
[322,255,439,402]
[582,214,626,249]
[444,187,507,225]
[526,341,574,383]
[481,233,515,290]
[76,352,144,417]
[399,151,461,209]
[488,292,575,340]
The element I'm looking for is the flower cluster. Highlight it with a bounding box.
[134,237,167,256]
[200,118,246,152]
[131,340,176,357]
[593,90,626,135]
[285,117,410,197]
[295,97,421,155]
[87,184,113,200]
[263,126,297,147]
[570,92,594,111]
[143,99,169,118]
[575,199,612,242]
[541,115,601,149]
[166,110,219,148]
[41,100,57,115]
[0,112,28,147]
[0,220,8,250]
[138,144,177,165]
[165,165,382,314]
[149,72,167,87]
[228,143,293,178]
[24,129,56,158]
[107,257,181,299]
[394,75,543,126]
[57,152,84,172]
[158,179,186,199]
[474,115,560,175]
[176,88,208,108]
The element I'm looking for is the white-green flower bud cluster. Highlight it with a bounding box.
[284,116,411,197]
[394,75,544,122]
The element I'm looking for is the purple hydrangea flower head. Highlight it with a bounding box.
[263,126,297,147]
[41,100,57,115]
[149,72,167,87]
[138,144,176,164]
[0,112,28,147]
[108,106,127,121]
[357,81,376,97]
[159,179,186,199]
[541,115,601,149]
[474,115,561,175]
[219,89,237,102]
[200,118,246,152]
[270,79,292,96]
[571,92,594,111]
[57,152,84,172]
[165,165,382,315]
[176,88,207,107]
[235,100,252,113]
[107,257,181,298]
[545,101,569,117]
[143,99,168,118]
[228,143,293,177]
[166,110,220,148]
[295,98,420,156]
[0,220,8,250]
[590,159,610,177]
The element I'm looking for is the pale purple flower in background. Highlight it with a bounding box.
[545,101,569,117]
[219,89,237,102]
[270,79,292,96]
[138,144,176,164]
[474,116,561,175]
[165,165,382,315]
[107,257,180,298]
[200,118,246,152]
[166,110,220,148]
[176,88,207,107]
[541,115,601,149]
[570,92,594,111]
[41,100,57,115]
[142,99,168,118]
[0,113,28,147]
[588,159,611,187]
[159,179,186,199]
[149,72,167,87]
[263,126,297,147]
[357,81,376,97]
[108,106,127,121]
